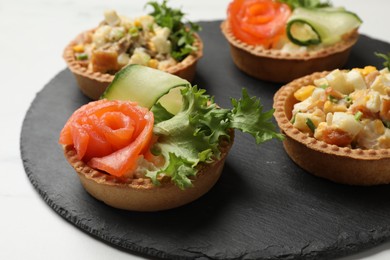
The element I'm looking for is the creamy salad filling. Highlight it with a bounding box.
[291,67,390,149]
[275,37,324,54]
[73,10,179,74]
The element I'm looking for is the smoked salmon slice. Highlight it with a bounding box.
[59,99,154,177]
[228,0,291,46]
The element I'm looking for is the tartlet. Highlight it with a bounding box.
[63,7,203,100]
[62,134,232,212]
[58,65,282,211]
[273,70,390,185]
[221,0,361,83]
[221,21,358,83]
[63,32,202,100]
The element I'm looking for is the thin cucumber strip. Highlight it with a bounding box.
[101,65,190,113]
[286,19,321,46]
[287,7,362,46]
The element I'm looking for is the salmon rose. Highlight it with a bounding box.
[59,99,154,177]
[227,0,291,47]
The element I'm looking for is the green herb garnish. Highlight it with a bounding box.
[305,118,316,133]
[291,111,302,124]
[76,53,88,61]
[344,95,352,104]
[146,0,201,61]
[291,113,297,124]
[354,111,363,121]
[146,87,284,189]
[328,95,338,103]
[375,52,390,70]
[383,120,390,129]
[279,0,332,9]
[129,27,139,37]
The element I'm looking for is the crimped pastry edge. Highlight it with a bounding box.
[220,21,359,83]
[273,72,390,185]
[63,28,203,100]
[62,132,234,211]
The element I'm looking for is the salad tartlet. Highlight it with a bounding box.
[63,1,202,100]
[59,65,283,211]
[221,0,362,83]
[273,57,390,185]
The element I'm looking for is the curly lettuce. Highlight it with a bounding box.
[278,0,332,9]
[146,0,201,61]
[146,86,284,189]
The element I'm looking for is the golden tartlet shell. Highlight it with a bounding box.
[62,133,233,211]
[221,21,359,83]
[63,29,203,100]
[273,71,390,185]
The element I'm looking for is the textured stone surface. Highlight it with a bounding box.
[21,21,390,259]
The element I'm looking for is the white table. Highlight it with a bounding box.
[2,0,390,259]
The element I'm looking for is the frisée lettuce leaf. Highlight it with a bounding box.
[146,86,284,189]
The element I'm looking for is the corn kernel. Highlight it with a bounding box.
[354,66,377,76]
[134,19,141,27]
[362,66,377,75]
[374,119,385,135]
[324,100,347,114]
[379,134,390,148]
[147,59,159,69]
[147,41,156,53]
[73,44,85,53]
[294,85,316,101]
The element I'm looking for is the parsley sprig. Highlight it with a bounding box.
[279,0,332,9]
[375,52,390,70]
[146,0,201,61]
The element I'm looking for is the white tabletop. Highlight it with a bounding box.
[2,0,390,259]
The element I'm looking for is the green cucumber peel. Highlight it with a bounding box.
[101,64,190,114]
[287,7,362,46]
[286,19,321,46]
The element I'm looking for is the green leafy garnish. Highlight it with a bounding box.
[291,112,299,124]
[354,111,363,121]
[151,102,174,123]
[229,89,284,144]
[128,27,139,37]
[328,95,338,103]
[76,53,88,61]
[146,87,284,189]
[344,95,352,104]
[146,0,201,61]
[375,52,390,71]
[278,0,332,9]
[305,118,316,133]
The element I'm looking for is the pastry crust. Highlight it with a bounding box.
[273,72,390,185]
[62,132,234,211]
[221,21,359,83]
[63,29,203,100]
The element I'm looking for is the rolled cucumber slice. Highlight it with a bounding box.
[287,7,362,46]
[101,64,190,114]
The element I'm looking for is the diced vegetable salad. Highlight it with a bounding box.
[73,1,200,74]
[291,67,390,149]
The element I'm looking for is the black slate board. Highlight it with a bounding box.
[21,21,390,260]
